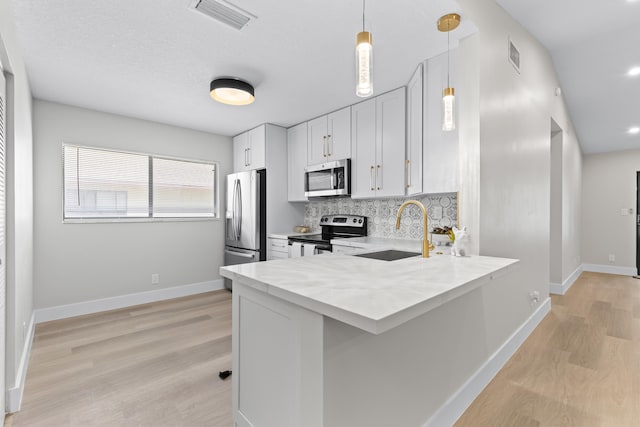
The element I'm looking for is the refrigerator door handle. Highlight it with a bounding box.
[224,249,256,259]
[231,179,238,240]
[236,179,243,240]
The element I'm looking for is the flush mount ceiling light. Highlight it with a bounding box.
[629,126,640,134]
[210,78,255,106]
[438,13,460,132]
[355,0,373,98]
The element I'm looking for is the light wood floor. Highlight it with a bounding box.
[456,271,640,426]
[4,272,639,426]
[4,291,233,427]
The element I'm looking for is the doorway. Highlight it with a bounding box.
[549,119,563,288]
[0,66,7,419]
[636,172,640,276]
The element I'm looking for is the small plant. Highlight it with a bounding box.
[432,226,454,241]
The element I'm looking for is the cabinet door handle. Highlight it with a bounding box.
[244,148,248,166]
[247,147,252,166]
[370,165,375,191]
[323,136,327,157]
[327,134,332,157]
[405,159,410,189]
[377,165,381,190]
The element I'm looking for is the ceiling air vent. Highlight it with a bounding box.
[191,0,255,31]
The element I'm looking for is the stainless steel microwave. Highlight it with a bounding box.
[304,159,351,198]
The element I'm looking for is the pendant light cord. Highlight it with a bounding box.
[447,20,451,87]
[362,0,365,32]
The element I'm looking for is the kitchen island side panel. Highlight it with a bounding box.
[232,283,323,427]
[323,285,489,426]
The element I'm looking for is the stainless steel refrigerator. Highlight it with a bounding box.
[224,169,266,290]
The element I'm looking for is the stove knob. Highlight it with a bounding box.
[358,219,363,223]
[353,218,357,223]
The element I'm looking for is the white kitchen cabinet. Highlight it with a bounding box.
[351,87,406,199]
[423,51,459,194]
[287,122,308,202]
[406,64,423,196]
[307,106,351,165]
[268,236,289,260]
[233,125,266,172]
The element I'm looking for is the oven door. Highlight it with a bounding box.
[288,239,332,257]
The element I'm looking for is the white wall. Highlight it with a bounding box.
[457,0,583,351]
[581,149,640,270]
[33,100,232,309]
[0,0,35,406]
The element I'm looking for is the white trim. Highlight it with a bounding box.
[7,312,36,413]
[34,279,224,324]
[549,265,583,295]
[424,297,551,427]
[581,263,635,277]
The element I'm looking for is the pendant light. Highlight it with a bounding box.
[437,13,460,131]
[210,78,255,106]
[356,0,373,97]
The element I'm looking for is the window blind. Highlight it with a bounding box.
[63,144,218,220]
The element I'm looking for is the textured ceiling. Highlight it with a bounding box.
[496,0,640,154]
[10,0,475,137]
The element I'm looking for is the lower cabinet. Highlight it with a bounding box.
[268,237,289,260]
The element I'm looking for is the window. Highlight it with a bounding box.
[63,144,218,221]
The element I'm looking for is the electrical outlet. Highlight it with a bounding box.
[608,254,615,263]
[151,273,160,285]
[528,290,540,305]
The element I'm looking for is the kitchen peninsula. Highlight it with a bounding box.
[220,252,519,426]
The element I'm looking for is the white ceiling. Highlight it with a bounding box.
[9,0,475,137]
[496,0,640,154]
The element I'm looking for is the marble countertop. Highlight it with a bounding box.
[220,252,519,335]
[268,231,318,239]
[331,236,454,255]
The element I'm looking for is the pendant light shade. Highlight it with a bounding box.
[438,13,460,131]
[356,1,373,97]
[210,78,255,106]
[442,87,455,131]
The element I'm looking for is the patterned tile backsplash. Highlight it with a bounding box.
[304,193,458,240]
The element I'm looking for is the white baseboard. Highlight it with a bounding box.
[549,265,583,295]
[424,297,551,427]
[581,264,636,276]
[7,312,36,413]
[34,279,224,324]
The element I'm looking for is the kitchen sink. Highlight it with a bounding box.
[354,250,421,261]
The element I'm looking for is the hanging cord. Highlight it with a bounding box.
[447,20,451,87]
[362,0,366,32]
[76,147,80,205]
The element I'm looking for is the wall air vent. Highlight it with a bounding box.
[191,0,255,31]
[508,37,520,73]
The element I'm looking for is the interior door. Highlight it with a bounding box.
[0,69,7,419]
[636,172,640,276]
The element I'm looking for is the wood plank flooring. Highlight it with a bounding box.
[4,272,639,426]
[4,291,233,427]
[456,272,640,426]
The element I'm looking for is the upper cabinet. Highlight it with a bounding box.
[287,122,308,202]
[351,87,406,199]
[406,63,424,196]
[233,125,266,172]
[307,106,351,165]
[423,50,459,194]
